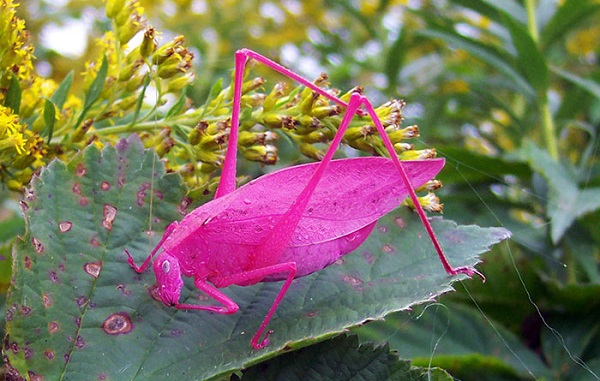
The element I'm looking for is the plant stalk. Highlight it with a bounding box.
[525,0,559,160]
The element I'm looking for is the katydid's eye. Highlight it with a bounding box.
[161,260,170,274]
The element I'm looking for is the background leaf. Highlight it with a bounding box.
[5,136,509,380]
[541,310,600,380]
[50,71,74,110]
[452,0,527,24]
[355,302,552,380]
[552,67,600,100]
[522,141,600,243]
[504,15,549,94]
[5,73,21,114]
[42,98,56,142]
[75,55,108,127]
[237,334,454,381]
[417,27,536,100]
[540,0,600,50]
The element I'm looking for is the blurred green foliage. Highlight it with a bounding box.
[2,0,600,380]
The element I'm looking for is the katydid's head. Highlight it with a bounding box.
[153,251,183,307]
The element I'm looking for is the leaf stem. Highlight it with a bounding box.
[525,0,559,160]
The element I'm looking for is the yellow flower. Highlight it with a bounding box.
[359,0,379,16]
[19,77,57,118]
[403,192,444,213]
[0,105,26,154]
[566,26,600,56]
[7,131,26,154]
[441,79,470,94]
[0,0,35,90]
[82,32,118,92]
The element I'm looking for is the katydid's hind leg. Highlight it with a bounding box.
[214,262,298,349]
[356,94,485,280]
[239,49,483,279]
[126,221,179,273]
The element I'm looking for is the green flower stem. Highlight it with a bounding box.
[525,0,539,43]
[525,0,559,160]
[541,102,558,159]
[94,118,196,136]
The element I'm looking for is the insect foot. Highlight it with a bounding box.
[449,265,486,282]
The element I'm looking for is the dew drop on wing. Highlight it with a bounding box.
[346,231,361,242]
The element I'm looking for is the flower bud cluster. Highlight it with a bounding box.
[164,66,443,213]
[82,1,195,120]
[0,0,444,215]
[403,192,444,213]
[106,0,146,45]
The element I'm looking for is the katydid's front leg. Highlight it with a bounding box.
[125,221,179,273]
[157,257,298,349]
[174,279,240,314]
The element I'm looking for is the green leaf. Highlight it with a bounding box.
[207,77,223,102]
[541,310,600,380]
[165,87,188,119]
[355,303,553,380]
[417,27,536,100]
[42,98,56,143]
[566,232,600,283]
[238,334,454,381]
[0,242,14,294]
[521,141,600,243]
[0,199,25,244]
[503,15,548,94]
[452,0,527,24]
[384,26,407,91]
[201,77,223,118]
[50,71,74,109]
[5,73,21,113]
[5,137,509,380]
[76,56,108,126]
[552,67,600,100]
[129,73,151,126]
[436,146,532,186]
[541,0,600,50]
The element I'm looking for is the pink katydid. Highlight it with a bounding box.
[126,48,484,350]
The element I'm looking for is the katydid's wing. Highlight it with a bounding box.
[180,157,444,246]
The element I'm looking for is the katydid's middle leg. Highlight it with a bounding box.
[211,262,298,349]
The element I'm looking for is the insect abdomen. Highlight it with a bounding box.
[263,222,376,281]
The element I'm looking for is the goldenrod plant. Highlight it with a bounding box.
[1,0,436,208]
